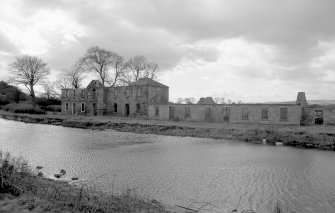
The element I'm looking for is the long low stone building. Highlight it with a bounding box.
[61,79,335,125]
[148,103,302,125]
[302,105,335,125]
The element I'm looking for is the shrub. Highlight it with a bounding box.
[0,81,28,103]
[2,102,44,114]
[41,105,61,112]
[35,97,61,106]
[0,151,31,196]
[0,99,10,106]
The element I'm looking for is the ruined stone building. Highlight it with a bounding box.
[149,101,303,124]
[197,97,216,104]
[148,91,335,125]
[61,78,169,116]
[61,79,335,125]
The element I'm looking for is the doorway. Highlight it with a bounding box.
[169,106,175,120]
[72,103,76,115]
[125,104,130,116]
[223,107,230,122]
[315,110,324,125]
[93,103,97,116]
[205,107,213,122]
[114,103,118,113]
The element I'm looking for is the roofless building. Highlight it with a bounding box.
[61,79,335,125]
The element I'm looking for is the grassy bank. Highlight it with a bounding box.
[1,102,44,114]
[0,151,170,213]
[0,100,61,115]
[1,109,335,150]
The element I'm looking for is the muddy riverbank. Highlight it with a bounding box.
[1,110,335,150]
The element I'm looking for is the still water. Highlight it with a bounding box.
[1,118,335,212]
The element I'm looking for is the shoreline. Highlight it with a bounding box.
[1,110,335,151]
[0,150,181,213]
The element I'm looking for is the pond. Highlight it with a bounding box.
[1,118,335,212]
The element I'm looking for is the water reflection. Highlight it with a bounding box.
[1,119,335,213]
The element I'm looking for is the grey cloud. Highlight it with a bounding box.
[44,28,184,74]
[13,0,335,51]
[109,0,335,68]
[4,0,335,82]
[186,46,220,62]
[112,0,335,41]
[17,1,185,71]
[0,33,18,53]
[18,0,72,16]
[24,0,66,8]
[235,64,333,88]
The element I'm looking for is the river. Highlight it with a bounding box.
[1,118,335,212]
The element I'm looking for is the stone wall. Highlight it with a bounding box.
[103,85,145,116]
[94,85,169,117]
[296,92,308,108]
[61,78,169,117]
[148,104,302,125]
[61,89,88,115]
[302,106,335,125]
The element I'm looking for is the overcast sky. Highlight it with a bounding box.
[1,0,335,102]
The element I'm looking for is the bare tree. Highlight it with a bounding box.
[54,63,85,96]
[185,97,196,104]
[9,55,50,106]
[144,62,159,80]
[177,98,184,104]
[42,82,56,99]
[122,56,146,85]
[55,73,71,90]
[214,97,226,104]
[109,53,126,87]
[80,46,123,87]
[122,56,159,85]
[63,63,85,89]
